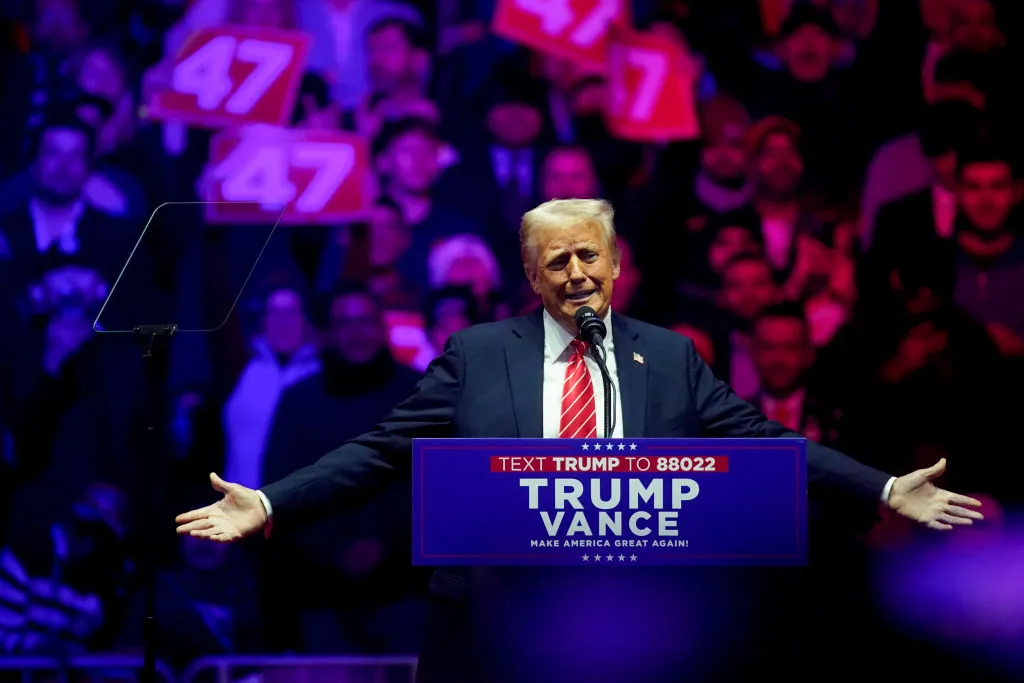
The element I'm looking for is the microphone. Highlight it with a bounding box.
[574,306,614,438]
[574,306,607,348]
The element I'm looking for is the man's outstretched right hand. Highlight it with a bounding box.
[175,473,268,542]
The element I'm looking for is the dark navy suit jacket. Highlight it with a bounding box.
[261,309,892,682]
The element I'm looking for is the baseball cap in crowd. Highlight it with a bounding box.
[744,115,802,154]
[699,94,750,146]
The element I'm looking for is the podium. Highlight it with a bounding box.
[412,438,807,566]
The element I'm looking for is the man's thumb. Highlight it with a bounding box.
[923,458,947,479]
[210,472,233,493]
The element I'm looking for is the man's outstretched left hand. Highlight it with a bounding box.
[888,459,985,530]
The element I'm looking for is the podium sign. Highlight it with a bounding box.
[412,438,807,566]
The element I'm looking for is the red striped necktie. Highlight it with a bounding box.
[559,339,597,439]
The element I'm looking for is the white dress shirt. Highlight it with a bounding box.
[258,309,894,518]
[541,308,623,439]
[30,198,83,253]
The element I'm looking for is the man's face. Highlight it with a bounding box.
[263,289,305,355]
[719,259,779,322]
[780,24,834,83]
[755,132,803,199]
[369,204,409,267]
[328,293,386,364]
[487,102,542,149]
[709,226,760,275]
[429,297,473,351]
[367,24,415,94]
[34,128,91,205]
[752,316,813,396]
[700,128,749,183]
[949,0,1002,51]
[542,149,598,201]
[957,161,1017,232]
[526,220,620,332]
[387,130,439,195]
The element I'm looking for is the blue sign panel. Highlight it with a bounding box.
[412,438,807,566]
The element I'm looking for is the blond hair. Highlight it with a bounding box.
[519,198,618,267]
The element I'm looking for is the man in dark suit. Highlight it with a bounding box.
[177,199,984,683]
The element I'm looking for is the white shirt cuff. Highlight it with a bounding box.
[257,489,273,518]
[881,476,896,505]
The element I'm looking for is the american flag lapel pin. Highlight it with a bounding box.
[633,352,644,364]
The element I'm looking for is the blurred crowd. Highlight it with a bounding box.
[1,0,1023,677]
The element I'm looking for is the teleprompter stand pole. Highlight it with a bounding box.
[132,323,178,683]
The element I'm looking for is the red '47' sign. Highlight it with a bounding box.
[147,25,311,128]
[204,127,372,225]
[605,28,701,142]
[492,0,630,70]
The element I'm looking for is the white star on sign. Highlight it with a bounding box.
[593,443,602,451]
[582,554,589,561]
[605,443,614,451]
[606,554,614,562]
[618,554,625,561]
[630,554,637,561]
[629,443,637,451]
[581,443,589,450]
[617,443,625,450]
[594,554,602,561]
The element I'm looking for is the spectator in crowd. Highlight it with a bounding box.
[3,252,146,584]
[741,116,823,278]
[947,142,1024,352]
[0,0,94,175]
[539,144,601,202]
[372,116,482,290]
[745,2,870,191]
[748,302,842,446]
[260,283,424,654]
[693,95,754,217]
[713,253,782,399]
[359,17,431,132]
[223,281,321,491]
[0,112,142,296]
[411,285,481,371]
[319,196,422,311]
[426,233,506,319]
[867,100,981,274]
[450,59,548,282]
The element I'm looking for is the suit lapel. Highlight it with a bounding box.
[506,309,545,437]
[612,315,647,438]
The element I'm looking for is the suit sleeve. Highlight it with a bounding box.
[260,334,465,528]
[685,338,892,502]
